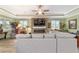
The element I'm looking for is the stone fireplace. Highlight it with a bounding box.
[31,17,48,33]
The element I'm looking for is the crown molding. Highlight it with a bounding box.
[0,8,15,16]
[65,7,79,15]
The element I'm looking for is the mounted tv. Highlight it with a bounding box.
[34,18,46,26]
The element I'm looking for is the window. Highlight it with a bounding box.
[0,20,10,25]
[3,21,10,27]
[3,21,11,30]
[0,21,3,24]
[51,20,60,30]
[0,20,11,32]
[20,20,28,28]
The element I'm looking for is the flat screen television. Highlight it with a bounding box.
[34,18,45,26]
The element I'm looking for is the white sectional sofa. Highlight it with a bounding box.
[16,32,78,53]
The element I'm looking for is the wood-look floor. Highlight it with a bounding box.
[0,39,16,53]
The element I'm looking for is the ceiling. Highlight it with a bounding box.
[0,5,79,16]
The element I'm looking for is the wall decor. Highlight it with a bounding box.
[69,19,77,29]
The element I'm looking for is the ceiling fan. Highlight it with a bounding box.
[32,5,64,16]
[32,5,49,15]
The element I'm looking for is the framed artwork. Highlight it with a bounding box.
[69,19,77,29]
